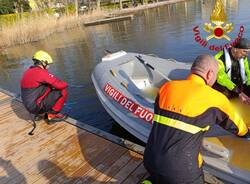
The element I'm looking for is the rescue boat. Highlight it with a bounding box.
[91,50,250,184]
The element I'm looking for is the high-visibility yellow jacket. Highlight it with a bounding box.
[215,49,250,92]
[144,74,249,183]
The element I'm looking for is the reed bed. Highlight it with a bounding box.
[0,15,79,48]
[0,10,108,49]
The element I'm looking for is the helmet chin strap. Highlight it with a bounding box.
[41,61,48,69]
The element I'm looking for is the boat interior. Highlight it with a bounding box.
[116,58,190,103]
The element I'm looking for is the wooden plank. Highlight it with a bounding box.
[27,129,90,183]
[46,140,119,183]
[0,120,67,153]
[3,123,74,174]
[0,122,73,177]
[4,131,78,184]
[108,152,143,183]
[0,106,27,120]
[33,133,115,184]
[0,97,12,105]
[0,93,11,101]
[90,151,134,184]
[73,146,127,184]
[0,117,33,149]
[138,173,150,184]
[0,99,22,108]
[23,130,87,183]
[121,163,147,184]
[0,104,24,115]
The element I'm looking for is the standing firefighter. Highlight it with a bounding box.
[21,50,68,122]
[143,55,250,184]
[214,38,250,104]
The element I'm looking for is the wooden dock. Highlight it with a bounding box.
[84,15,134,26]
[0,90,148,183]
[0,89,225,184]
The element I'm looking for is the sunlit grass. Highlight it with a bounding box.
[0,10,108,48]
[0,15,80,48]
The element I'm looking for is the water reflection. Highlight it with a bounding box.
[0,0,249,141]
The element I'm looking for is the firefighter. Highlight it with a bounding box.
[21,50,68,122]
[143,55,250,184]
[214,38,250,105]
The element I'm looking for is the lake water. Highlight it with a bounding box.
[0,0,249,143]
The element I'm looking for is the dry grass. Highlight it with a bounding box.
[0,10,108,49]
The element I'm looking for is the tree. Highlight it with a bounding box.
[0,0,16,14]
[0,0,31,14]
[119,0,122,9]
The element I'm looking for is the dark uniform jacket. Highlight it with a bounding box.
[144,74,249,183]
[20,66,68,114]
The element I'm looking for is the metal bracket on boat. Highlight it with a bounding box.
[108,68,128,89]
[110,69,117,77]
[120,82,128,89]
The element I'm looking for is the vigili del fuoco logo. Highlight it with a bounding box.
[193,0,244,51]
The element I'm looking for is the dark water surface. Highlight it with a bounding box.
[0,0,249,143]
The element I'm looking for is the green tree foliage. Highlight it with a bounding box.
[0,0,31,15]
[0,0,15,14]
[66,3,76,15]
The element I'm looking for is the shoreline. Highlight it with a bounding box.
[0,0,190,49]
[111,0,191,15]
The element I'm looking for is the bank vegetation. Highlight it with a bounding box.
[0,11,107,49]
[0,0,185,49]
[0,0,114,48]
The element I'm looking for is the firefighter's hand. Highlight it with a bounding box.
[239,92,250,105]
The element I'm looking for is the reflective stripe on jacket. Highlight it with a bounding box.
[215,49,250,91]
[144,74,249,183]
[154,114,210,134]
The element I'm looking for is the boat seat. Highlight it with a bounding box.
[128,76,157,105]
[130,77,151,90]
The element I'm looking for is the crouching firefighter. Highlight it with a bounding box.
[143,55,250,184]
[21,50,68,122]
